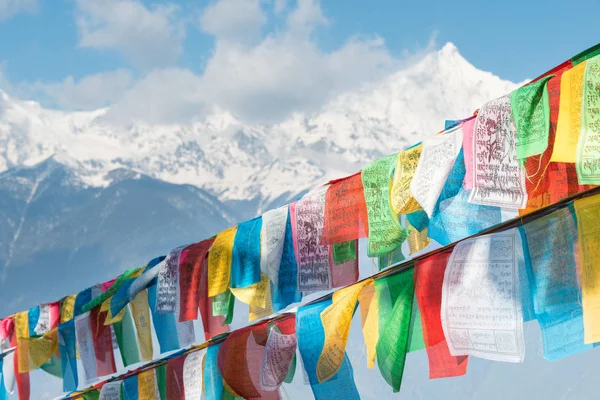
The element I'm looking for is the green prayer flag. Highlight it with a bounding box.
[378,246,405,271]
[362,154,408,257]
[40,355,63,378]
[577,55,600,184]
[156,364,167,400]
[375,269,415,392]
[82,389,100,400]
[114,306,141,367]
[284,353,297,384]
[572,43,600,66]
[408,295,425,352]
[511,75,552,159]
[82,267,139,312]
[332,241,357,264]
[212,290,231,316]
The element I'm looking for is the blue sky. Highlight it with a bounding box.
[0,0,598,123]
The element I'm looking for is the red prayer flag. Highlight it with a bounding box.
[321,172,369,245]
[197,238,230,340]
[90,308,117,377]
[415,252,468,379]
[166,355,186,400]
[179,239,213,322]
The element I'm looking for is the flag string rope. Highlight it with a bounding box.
[61,182,600,399]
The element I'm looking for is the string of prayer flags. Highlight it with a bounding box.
[362,153,408,257]
[577,55,600,184]
[296,301,360,400]
[441,231,525,362]
[204,343,225,400]
[391,145,423,215]
[410,125,463,217]
[260,206,288,286]
[183,349,206,399]
[271,208,302,312]
[469,95,528,209]
[414,252,468,378]
[574,194,600,343]
[260,323,298,391]
[519,206,593,360]
[374,269,414,392]
[321,172,369,245]
[511,76,552,159]
[551,61,587,163]
[231,217,263,288]
[208,226,237,297]
[317,279,374,382]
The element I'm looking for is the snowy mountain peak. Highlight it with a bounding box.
[0,44,519,213]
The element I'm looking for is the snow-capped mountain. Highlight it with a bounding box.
[0,43,519,217]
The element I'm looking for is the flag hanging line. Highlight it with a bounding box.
[3,41,600,398]
[61,181,600,399]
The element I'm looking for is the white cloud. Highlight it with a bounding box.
[199,0,266,44]
[0,0,37,20]
[75,0,185,69]
[102,0,398,124]
[34,69,135,110]
[102,68,205,124]
[4,0,433,126]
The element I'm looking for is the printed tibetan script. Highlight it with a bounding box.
[441,232,525,362]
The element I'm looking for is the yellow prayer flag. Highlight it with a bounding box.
[230,273,269,308]
[316,279,373,383]
[574,195,600,344]
[101,298,125,325]
[390,145,423,215]
[130,290,154,361]
[208,226,237,298]
[60,294,77,323]
[551,61,587,163]
[248,277,274,322]
[407,223,430,255]
[18,328,58,373]
[357,282,379,369]
[14,311,29,341]
[138,369,157,400]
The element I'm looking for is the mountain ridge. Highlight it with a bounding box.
[0,42,519,216]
